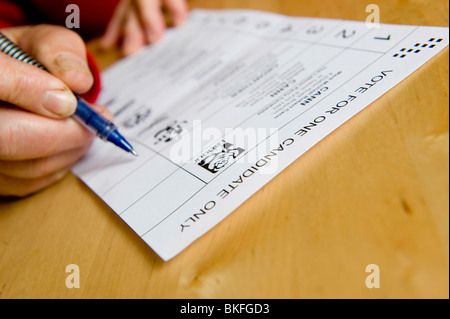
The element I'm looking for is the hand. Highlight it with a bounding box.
[101,0,188,56]
[0,25,111,197]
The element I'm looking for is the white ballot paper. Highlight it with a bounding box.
[73,9,449,261]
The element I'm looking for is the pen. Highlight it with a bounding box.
[0,32,138,157]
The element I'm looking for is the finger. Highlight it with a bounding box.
[4,25,94,96]
[122,8,147,56]
[0,143,92,179]
[163,0,188,26]
[101,0,130,49]
[137,0,166,43]
[0,41,77,118]
[0,106,93,161]
[0,102,113,161]
[92,103,114,122]
[0,169,68,197]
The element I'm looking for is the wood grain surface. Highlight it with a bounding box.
[0,0,448,298]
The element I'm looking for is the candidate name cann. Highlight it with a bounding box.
[295,70,393,137]
[180,138,295,232]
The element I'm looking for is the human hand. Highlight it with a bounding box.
[0,25,111,197]
[101,0,188,56]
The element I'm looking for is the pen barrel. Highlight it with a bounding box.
[73,95,116,140]
[0,32,46,70]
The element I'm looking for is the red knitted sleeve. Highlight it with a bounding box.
[83,51,102,103]
[0,1,27,29]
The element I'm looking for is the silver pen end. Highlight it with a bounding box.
[130,148,139,157]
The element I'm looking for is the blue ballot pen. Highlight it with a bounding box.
[74,95,138,156]
[0,32,138,157]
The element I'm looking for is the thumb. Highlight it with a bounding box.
[0,26,94,118]
[0,47,77,118]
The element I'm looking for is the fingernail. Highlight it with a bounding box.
[99,107,114,122]
[91,104,114,122]
[54,169,70,182]
[147,28,163,44]
[173,16,185,26]
[42,90,77,117]
[55,52,90,74]
[148,34,159,43]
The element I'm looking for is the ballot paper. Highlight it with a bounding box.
[73,9,449,261]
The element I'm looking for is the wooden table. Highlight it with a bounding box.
[0,0,448,299]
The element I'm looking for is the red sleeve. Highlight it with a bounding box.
[0,1,27,29]
[82,51,102,103]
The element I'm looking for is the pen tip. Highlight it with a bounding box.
[130,148,139,157]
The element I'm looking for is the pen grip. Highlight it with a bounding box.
[73,95,116,140]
